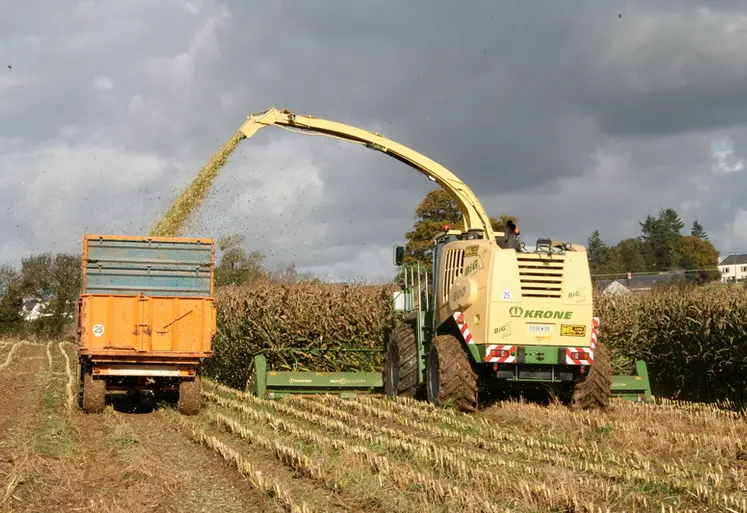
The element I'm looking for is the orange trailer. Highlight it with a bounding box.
[76,234,216,414]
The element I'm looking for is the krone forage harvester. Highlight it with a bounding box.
[233,108,653,410]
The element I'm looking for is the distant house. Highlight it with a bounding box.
[21,297,51,321]
[718,254,747,282]
[593,279,631,295]
[20,297,74,322]
[593,271,687,295]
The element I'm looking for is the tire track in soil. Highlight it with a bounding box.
[0,343,59,513]
[2,342,139,513]
[191,404,380,513]
[3,341,275,513]
[0,343,48,459]
[109,401,280,513]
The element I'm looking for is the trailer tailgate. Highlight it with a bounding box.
[78,294,216,356]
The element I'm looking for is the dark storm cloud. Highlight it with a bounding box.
[2,0,747,278]
[0,1,203,142]
[194,1,606,196]
[567,2,747,138]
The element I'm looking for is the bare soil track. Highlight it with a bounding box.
[0,341,273,513]
[2,339,747,513]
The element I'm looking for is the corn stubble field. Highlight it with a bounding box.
[2,284,747,513]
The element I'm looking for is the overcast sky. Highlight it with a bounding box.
[2,1,747,281]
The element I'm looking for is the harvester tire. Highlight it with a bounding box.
[81,367,106,413]
[425,334,478,412]
[178,376,201,415]
[570,341,613,410]
[384,325,419,398]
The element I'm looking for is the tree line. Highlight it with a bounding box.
[0,198,723,339]
[401,189,517,276]
[0,234,317,339]
[401,190,721,285]
[587,208,720,283]
[0,253,81,339]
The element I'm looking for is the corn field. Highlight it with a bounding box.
[4,284,747,512]
[205,280,747,406]
[595,284,747,405]
[203,278,398,388]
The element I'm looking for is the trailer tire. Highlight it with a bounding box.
[425,334,478,412]
[81,367,106,413]
[570,341,613,410]
[384,325,419,398]
[178,376,201,415]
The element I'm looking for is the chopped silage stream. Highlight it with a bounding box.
[149,130,245,238]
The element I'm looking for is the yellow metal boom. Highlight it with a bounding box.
[237,108,497,242]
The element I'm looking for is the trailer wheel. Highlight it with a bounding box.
[384,325,419,398]
[570,341,612,410]
[425,334,478,412]
[178,376,201,415]
[81,367,106,413]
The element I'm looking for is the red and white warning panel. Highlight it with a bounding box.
[451,311,601,367]
[452,311,474,345]
[564,348,592,365]
[485,345,516,363]
[566,316,600,365]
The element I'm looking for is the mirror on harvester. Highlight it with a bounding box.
[393,245,405,266]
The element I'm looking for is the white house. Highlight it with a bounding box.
[20,297,74,322]
[718,254,747,282]
[594,280,632,295]
[21,298,52,321]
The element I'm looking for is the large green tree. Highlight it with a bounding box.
[639,208,685,271]
[214,234,266,287]
[48,253,82,336]
[0,264,19,296]
[587,230,614,275]
[14,253,81,337]
[615,238,648,274]
[678,235,720,284]
[403,190,462,271]
[587,210,720,283]
[0,265,23,335]
[690,219,709,240]
[403,189,515,275]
